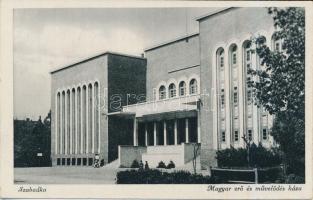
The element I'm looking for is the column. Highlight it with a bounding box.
[60,93,63,155]
[65,92,68,155]
[197,116,201,143]
[153,122,157,146]
[224,49,231,148]
[92,85,95,153]
[174,119,178,145]
[98,85,101,153]
[80,88,83,154]
[163,121,167,145]
[85,84,89,154]
[252,45,259,145]
[69,91,72,154]
[75,90,78,154]
[133,118,138,146]
[145,123,148,146]
[55,94,58,154]
[185,118,189,143]
[238,44,245,148]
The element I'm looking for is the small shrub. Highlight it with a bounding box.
[156,161,166,168]
[166,161,175,169]
[116,169,216,184]
[216,145,282,168]
[130,160,140,168]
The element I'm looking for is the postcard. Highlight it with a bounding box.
[0,0,312,199]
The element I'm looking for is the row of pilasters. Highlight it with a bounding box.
[134,118,199,146]
[55,82,100,156]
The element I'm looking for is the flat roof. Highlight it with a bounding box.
[196,7,235,21]
[50,51,146,74]
[144,32,199,52]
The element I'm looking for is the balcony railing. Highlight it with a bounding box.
[122,94,200,117]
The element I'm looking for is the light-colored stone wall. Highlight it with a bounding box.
[51,55,108,165]
[198,7,275,169]
[145,34,200,101]
[118,145,147,168]
[183,143,200,163]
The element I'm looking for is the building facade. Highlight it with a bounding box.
[51,7,277,168]
[50,53,146,166]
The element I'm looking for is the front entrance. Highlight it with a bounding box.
[135,117,199,147]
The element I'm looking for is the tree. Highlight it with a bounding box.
[14,111,51,167]
[242,134,252,167]
[248,8,305,177]
[192,143,200,174]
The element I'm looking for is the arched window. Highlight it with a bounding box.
[159,85,166,100]
[168,83,176,98]
[189,79,198,95]
[230,45,238,65]
[179,81,186,96]
[272,33,282,52]
[244,41,252,63]
[243,41,253,104]
[217,49,225,69]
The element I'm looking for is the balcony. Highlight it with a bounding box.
[122,94,200,117]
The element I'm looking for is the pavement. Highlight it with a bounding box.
[14,160,120,184]
[14,156,209,184]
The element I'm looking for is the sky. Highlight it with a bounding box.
[13,7,217,120]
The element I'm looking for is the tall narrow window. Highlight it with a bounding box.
[189,79,198,95]
[168,83,176,98]
[233,87,238,104]
[159,85,166,100]
[234,130,239,142]
[275,41,280,52]
[220,89,225,108]
[248,130,253,141]
[244,41,252,64]
[218,49,225,69]
[272,33,282,52]
[220,56,224,68]
[246,49,251,61]
[262,129,268,140]
[247,90,252,104]
[230,45,238,66]
[221,131,226,142]
[179,81,186,96]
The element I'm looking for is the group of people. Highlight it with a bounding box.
[139,160,149,171]
[93,154,150,170]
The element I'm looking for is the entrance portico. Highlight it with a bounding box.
[116,94,201,168]
[133,113,199,147]
[125,94,201,147]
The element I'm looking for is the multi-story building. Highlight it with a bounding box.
[51,7,277,169]
[50,52,146,166]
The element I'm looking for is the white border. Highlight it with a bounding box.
[0,1,312,199]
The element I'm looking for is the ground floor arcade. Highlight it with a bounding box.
[133,117,200,147]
